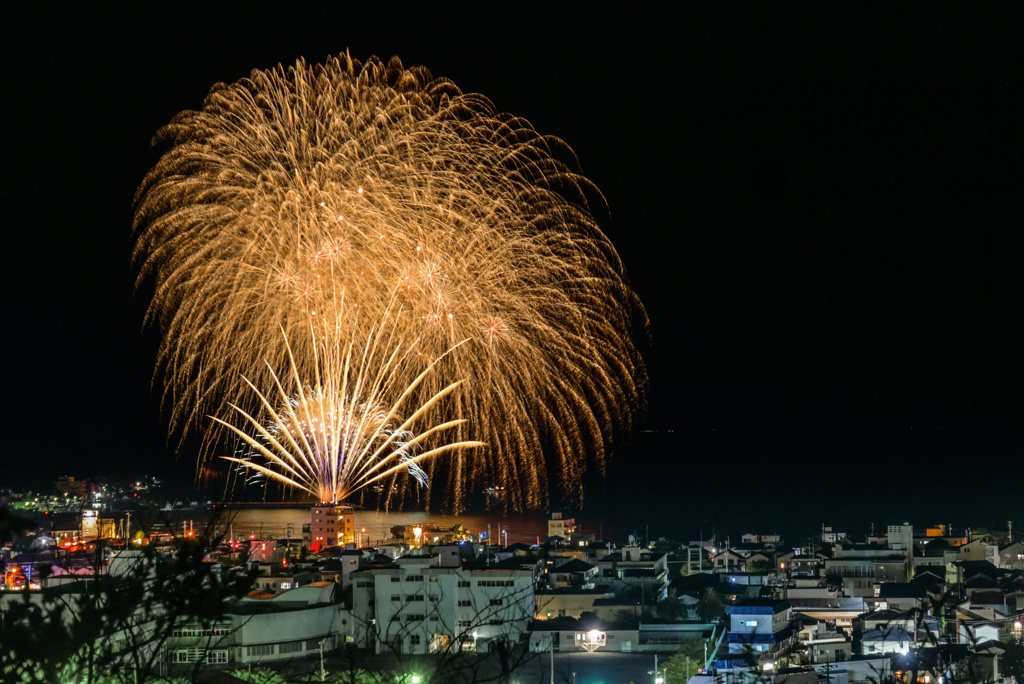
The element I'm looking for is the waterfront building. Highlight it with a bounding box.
[309,504,355,550]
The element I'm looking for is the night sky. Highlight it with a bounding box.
[4,6,1020,536]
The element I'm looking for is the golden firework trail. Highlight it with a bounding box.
[133,53,646,510]
[215,315,484,506]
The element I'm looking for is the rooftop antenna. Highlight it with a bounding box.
[1009,520,1013,544]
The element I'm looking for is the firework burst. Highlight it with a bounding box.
[215,316,483,506]
[133,53,646,510]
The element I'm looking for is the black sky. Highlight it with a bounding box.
[3,5,1020,532]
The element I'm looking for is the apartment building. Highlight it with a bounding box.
[350,546,535,655]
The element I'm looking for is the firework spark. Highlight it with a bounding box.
[133,53,646,510]
[215,317,483,506]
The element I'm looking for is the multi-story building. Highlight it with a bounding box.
[594,546,669,595]
[548,512,577,541]
[309,504,355,550]
[54,476,90,501]
[716,598,797,672]
[350,547,535,654]
[165,582,347,669]
[825,541,909,597]
[887,524,914,553]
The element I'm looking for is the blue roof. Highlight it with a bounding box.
[727,599,789,615]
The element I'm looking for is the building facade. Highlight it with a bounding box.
[351,549,535,655]
[309,505,355,550]
[717,599,797,672]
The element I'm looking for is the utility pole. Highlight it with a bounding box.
[548,634,554,683]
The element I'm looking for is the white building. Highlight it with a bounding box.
[165,582,349,668]
[887,524,913,553]
[351,546,535,655]
[594,546,668,594]
[859,628,911,655]
[548,512,577,541]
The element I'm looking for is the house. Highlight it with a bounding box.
[811,655,892,684]
[741,534,783,550]
[547,558,599,590]
[534,588,609,620]
[859,628,911,655]
[594,546,668,595]
[713,548,748,573]
[974,639,1011,682]
[998,541,1024,570]
[911,539,951,576]
[250,575,301,595]
[877,575,941,613]
[717,598,797,672]
[954,602,1005,644]
[954,538,1000,566]
[528,617,713,654]
[784,595,866,629]
[890,644,972,683]
[528,617,639,653]
[797,616,851,664]
[777,549,826,579]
